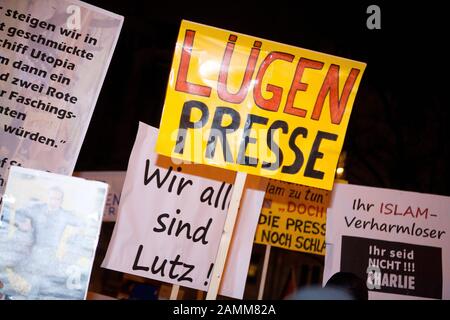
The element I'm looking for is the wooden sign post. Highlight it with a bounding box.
[257,245,272,300]
[206,172,247,299]
[170,285,180,300]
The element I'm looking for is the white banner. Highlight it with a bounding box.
[102,122,266,299]
[74,171,125,222]
[0,0,123,202]
[324,183,450,300]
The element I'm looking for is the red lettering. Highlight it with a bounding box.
[284,58,324,117]
[217,36,261,104]
[175,30,212,97]
[312,64,360,124]
[253,51,295,111]
[287,202,296,213]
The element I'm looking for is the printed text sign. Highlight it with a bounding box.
[254,180,329,255]
[156,20,366,190]
[324,183,450,299]
[0,0,123,201]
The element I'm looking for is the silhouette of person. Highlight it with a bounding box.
[286,271,368,300]
[325,271,369,300]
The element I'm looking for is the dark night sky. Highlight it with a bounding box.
[75,1,450,196]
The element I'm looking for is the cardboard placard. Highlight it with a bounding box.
[0,0,123,202]
[102,122,266,299]
[255,180,329,255]
[156,20,366,190]
[324,183,450,300]
[74,171,125,222]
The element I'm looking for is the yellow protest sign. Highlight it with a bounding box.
[254,180,330,255]
[156,20,366,190]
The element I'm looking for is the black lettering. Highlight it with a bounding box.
[262,120,288,170]
[168,254,184,279]
[282,127,308,174]
[178,263,194,283]
[193,218,212,245]
[304,131,338,179]
[153,213,169,233]
[174,100,209,154]
[132,245,149,271]
[176,177,193,195]
[205,107,240,162]
[144,160,173,187]
[214,182,225,208]
[174,221,192,239]
[200,187,214,206]
[344,216,356,227]
[237,114,268,167]
[151,256,167,277]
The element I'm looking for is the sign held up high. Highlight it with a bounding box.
[102,123,266,299]
[0,166,108,300]
[255,180,330,255]
[156,20,366,190]
[0,0,123,202]
[324,183,450,300]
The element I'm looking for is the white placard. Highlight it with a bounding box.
[74,171,125,222]
[324,183,450,300]
[0,0,123,203]
[102,122,266,299]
